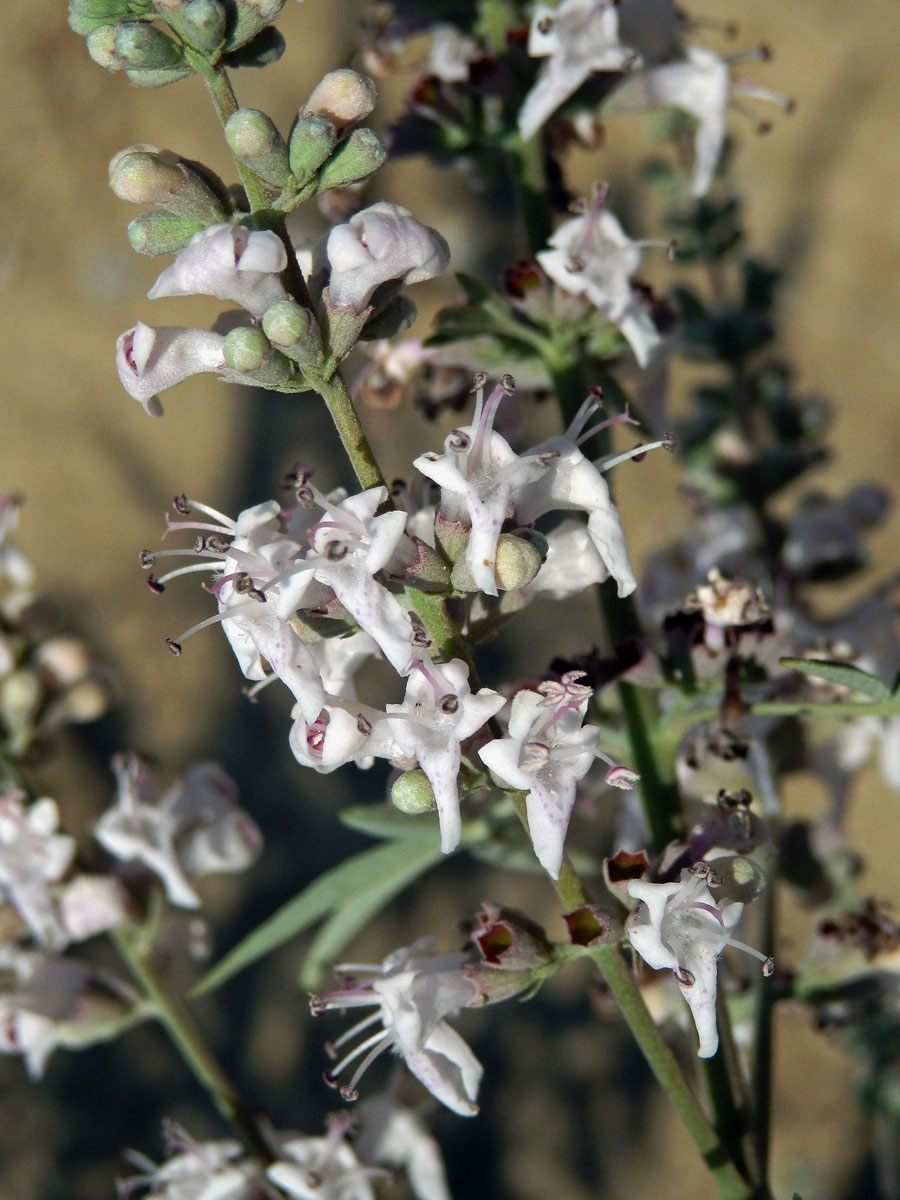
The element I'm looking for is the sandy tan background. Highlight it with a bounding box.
[2,2,900,1197]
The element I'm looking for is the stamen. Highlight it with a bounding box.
[156,562,221,588]
[469,378,514,473]
[595,433,676,472]
[326,1028,390,1081]
[413,656,453,698]
[575,405,641,446]
[326,1010,384,1056]
[171,497,236,528]
[565,389,604,442]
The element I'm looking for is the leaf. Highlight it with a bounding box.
[454,271,492,304]
[779,657,891,702]
[339,803,439,841]
[299,838,446,989]
[192,837,437,995]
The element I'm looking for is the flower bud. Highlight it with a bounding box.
[261,300,322,365]
[288,113,337,187]
[390,768,436,815]
[317,128,387,193]
[109,148,188,205]
[115,23,186,70]
[127,211,210,256]
[494,533,543,591]
[125,64,194,87]
[33,636,92,686]
[67,0,141,36]
[222,327,295,388]
[224,0,287,51]
[178,0,227,54]
[305,69,377,128]
[86,24,126,69]
[43,678,112,728]
[225,109,291,187]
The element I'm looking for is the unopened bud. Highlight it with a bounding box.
[225,109,291,186]
[86,24,126,69]
[68,0,140,36]
[390,768,436,815]
[224,0,287,51]
[306,69,377,128]
[316,128,386,192]
[33,636,92,686]
[109,148,188,205]
[494,534,543,591]
[223,326,274,373]
[127,211,210,256]
[43,678,111,727]
[288,114,337,187]
[262,300,322,365]
[178,0,227,54]
[115,23,186,70]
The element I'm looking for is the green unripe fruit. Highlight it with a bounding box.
[391,769,437,816]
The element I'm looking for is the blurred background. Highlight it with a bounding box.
[2,1,900,1196]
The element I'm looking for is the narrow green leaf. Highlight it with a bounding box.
[192,838,433,995]
[299,838,446,989]
[779,657,891,702]
[454,271,492,303]
[339,803,438,841]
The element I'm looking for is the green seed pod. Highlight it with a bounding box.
[391,769,436,816]
[261,300,323,365]
[305,69,377,128]
[127,211,209,255]
[225,109,291,187]
[494,533,544,591]
[223,329,295,388]
[316,128,386,192]
[288,113,337,187]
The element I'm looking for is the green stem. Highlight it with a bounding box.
[505,133,554,252]
[303,368,386,491]
[510,795,754,1199]
[113,925,271,1164]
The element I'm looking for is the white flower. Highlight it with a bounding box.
[413,375,551,596]
[289,697,395,774]
[427,24,479,84]
[536,191,663,366]
[147,224,289,320]
[627,867,771,1057]
[355,1094,452,1200]
[479,675,628,879]
[120,1121,266,1200]
[326,202,450,313]
[94,756,261,909]
[387,657,505,853]
[310,938,483,1116]
[0,792,75,949]
[518,0,633,141]
[605,44,791,196]
[523,518,609,599]
[304,485,416,675]
[115,322,231,417]
[268,1119,385,1200]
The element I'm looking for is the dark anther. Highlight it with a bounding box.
[501,373,516,394]
[762,956,775,977]
[357,714,372,735]
[323,1070,339,1089]
[173,493,190,514]
[309,995,326,1016]
[389,478,407,497]
[233,573,254,593]
[447,430,471,452]
[662,432,677,452]
[536,15,553,33]
[147,576,165,595]
[248,587,267,603]
[325,541,348,561]
[165,638,182,656]
[139,550,155,568]
[471,371,489,392]
[439,694,459,714]
[206,535,230,554]
[673,966,695,987]
[339,1085,359,1102]
[193,536,207,553]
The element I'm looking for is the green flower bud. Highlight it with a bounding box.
[494,533,543,591]
[288,113,337,187]
[223,328,295,388]
[316,128,386,193]
[225,0,287,52]
[223,326,272,373]
[261,300,322,365]
[391,769,436,816]
[127,210,208,255]
[225,109,291,187]
[109,148,187,204]
[68,0,154,36]
[179,0,227,54]
[86,24,126,69]
[305,69,377,129]
[114,22,185,69]
[125,64,194,87]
